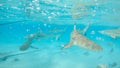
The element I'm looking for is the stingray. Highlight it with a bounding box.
[62,24,102,51]
[0,50,41,62]
[0,51,12,61]
[0,52,10,60]
[99,28,120,39]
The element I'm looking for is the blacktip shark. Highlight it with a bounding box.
[20,30,51,51]
[20,30,61,51]
[99,28,120,39]
[19,33,38,51]
[62,24,102,51]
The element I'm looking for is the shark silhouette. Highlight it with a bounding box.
[20,30,51,51]
[62,24,102,51]
[99,28,120,39]
[20,30,60,51]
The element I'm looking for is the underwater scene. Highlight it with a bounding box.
[0,0,120,68]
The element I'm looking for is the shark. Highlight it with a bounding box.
[19,34,37,51]
[19,31,50,51]
[20,30,56,51]
[62,24,102,51]
[99,28,120,39]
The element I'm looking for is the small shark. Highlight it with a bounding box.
[19,35,36,51]
[62,24,102,51]
[20,30,54,51]
[20,30,60,51]
[99,28,120,39]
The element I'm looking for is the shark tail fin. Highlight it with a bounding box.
[83,23,90,35]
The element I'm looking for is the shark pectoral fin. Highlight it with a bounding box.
[62,41,73,49]
[30,46,39,49]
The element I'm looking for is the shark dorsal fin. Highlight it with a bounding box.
[73,23,77,31]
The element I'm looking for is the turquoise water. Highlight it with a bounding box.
[0,0,120,68]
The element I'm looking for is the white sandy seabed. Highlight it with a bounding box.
[0,38,120,68]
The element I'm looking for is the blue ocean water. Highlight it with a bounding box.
[0,0,120,68]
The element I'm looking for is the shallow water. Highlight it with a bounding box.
[0,0,120,68]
